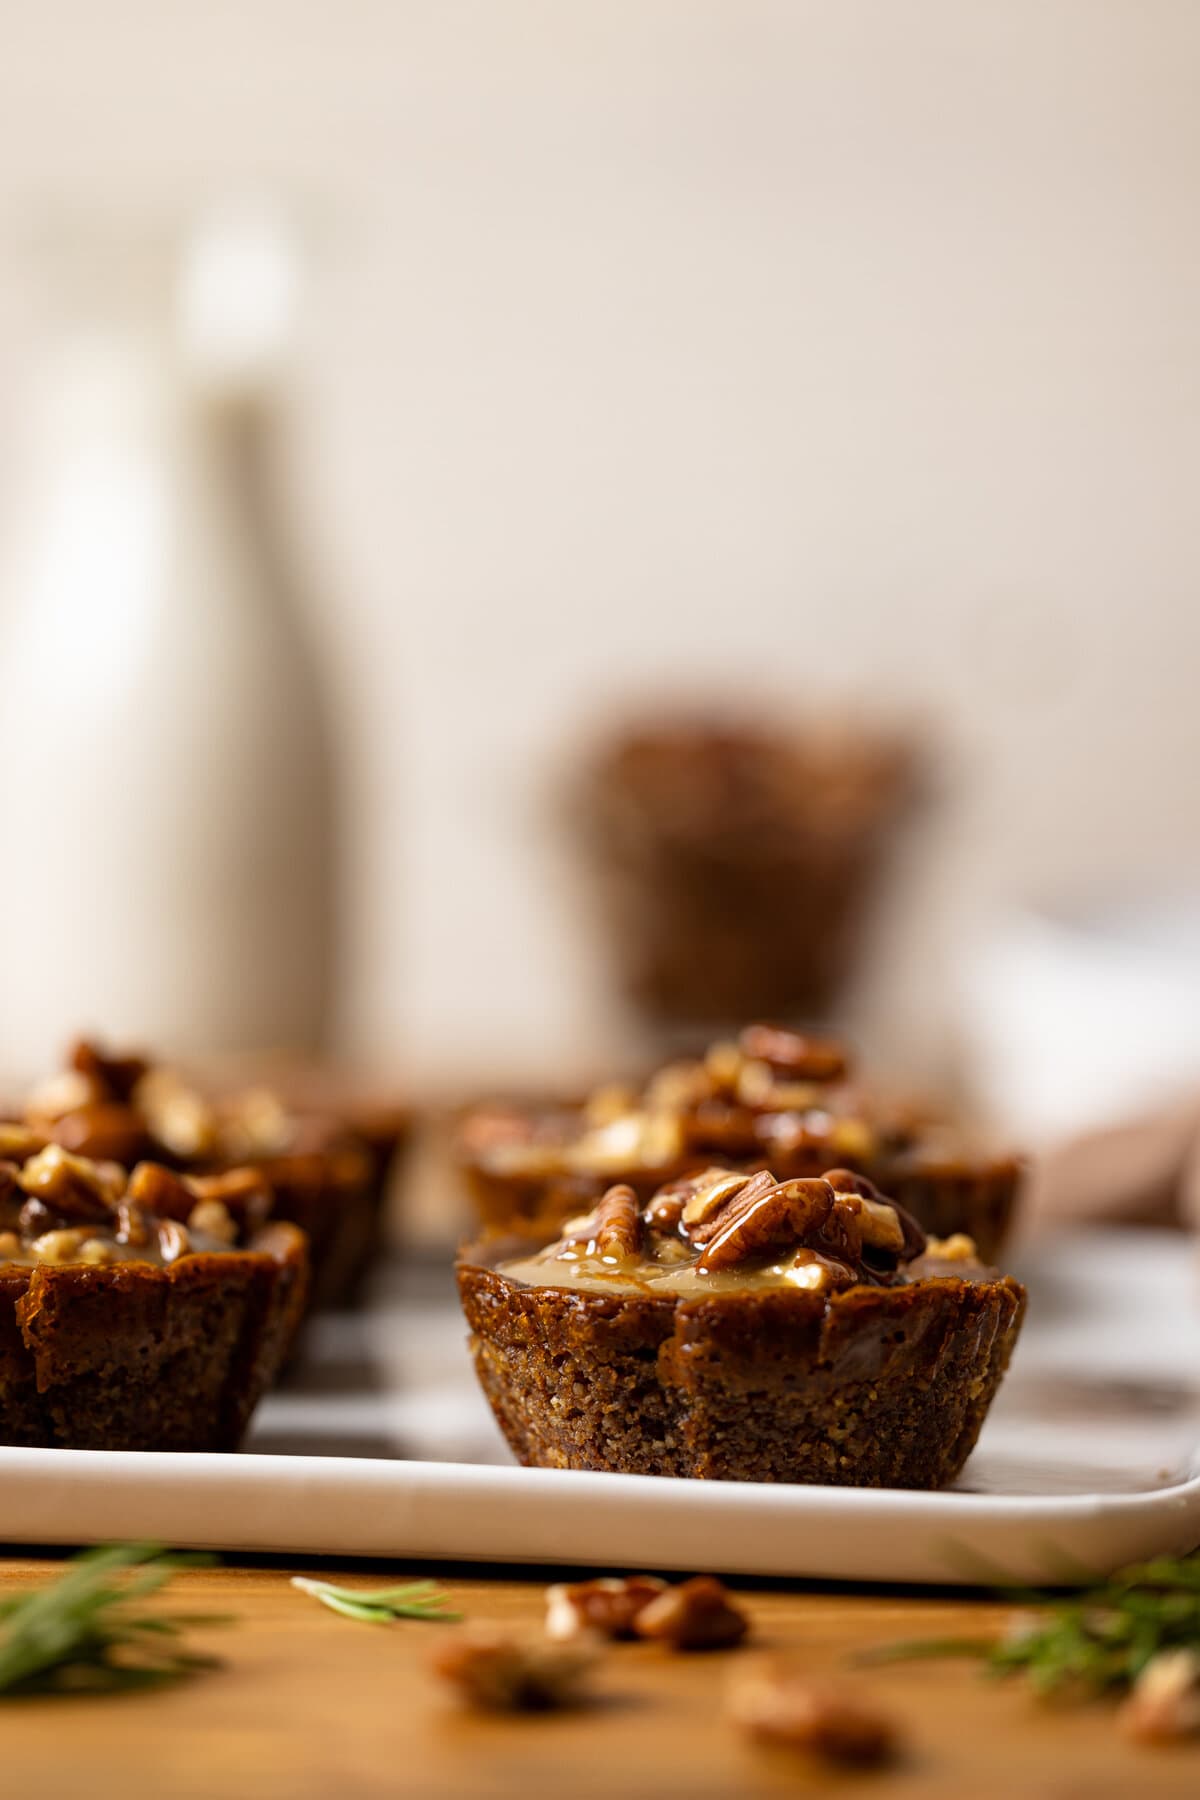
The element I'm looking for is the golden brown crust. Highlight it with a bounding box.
[0,1221,307,1451]
[457,1245,1025,1489]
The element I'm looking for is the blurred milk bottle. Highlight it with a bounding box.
[0,209,334,1074]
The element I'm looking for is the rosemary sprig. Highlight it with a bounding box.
[0,1543,229,1698]
[864,1549,1200,1701]
[291,1576,462,1625]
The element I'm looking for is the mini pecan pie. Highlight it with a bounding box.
[457,1023,1020,1261]
[15,1041,407,1311]
[0,1142,307,1450]
[457,1164,1025,1488]
[575,717,920,1023]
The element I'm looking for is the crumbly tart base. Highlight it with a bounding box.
[0,1223,307,1451]
[458,1260,1025,1489]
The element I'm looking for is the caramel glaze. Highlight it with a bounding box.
[490,1165,996,1302]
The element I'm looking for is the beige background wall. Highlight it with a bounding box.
[1,2,1197,1085]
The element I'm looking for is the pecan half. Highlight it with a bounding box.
[544,1576,667,1642]
[430,1628,597,1711]
[684,1169,776,1248]
[16,1145,118,1225]
[694,1175,834,1273]
[565,1183,641,1260]
[738,1025,847,1083]
[679,1169,754,1229]
[633,1577,749,1650]
[727,1660,898,1765]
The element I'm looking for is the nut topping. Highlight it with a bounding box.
[564,1183,642,1261]
[679,1169,753,1228]
[125,1162,195,1220]
[738,1024,848,1083]
[47,1102,147,1167]
[0,1125,47,1163]
[632,1577,749,1650]
[187,1199,238,1246]
[544,1576,667,1642]
[430,1628,597,1711]
[695,1175,835,1273]
[132,1068,219,1160]
[16,1145,121,1223]
[727,1659,898,1765]
[499,1160,932,1296]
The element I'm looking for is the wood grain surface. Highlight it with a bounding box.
[1,1554,1197,1800]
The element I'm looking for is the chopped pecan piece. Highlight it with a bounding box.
[187,1199,238,1245]
[738,1025,847,1083]
[633,1577,749,1650]
[48,1101,146,1167]
[1120,1648,1200,1744]
[702,1039,744,1094]
[827,1169,926,1261]
[125,1161,196,1221]
[695,1175,834,1273]
[29,1227,91,1264]
[187,1167,274,1231]
[0,1124,47,1163]
[681,1099,760,1154]
[25,1069,99,1123]
[430,1628,597,1711]
[545,1576,667,1642]
[727,1659,898,1765]
[925,1232,975,1262]
[133,1068,219,1159]
[16,1145,119,1224]
[70,1039,148,1102]
[567,1110,684,1176]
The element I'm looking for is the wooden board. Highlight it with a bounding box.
[1,1555,1196,1800]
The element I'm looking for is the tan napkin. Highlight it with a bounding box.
[1019,1094,1200,1240]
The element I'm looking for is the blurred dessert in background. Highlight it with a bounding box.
[573,712,922,1028]
[11,1040,408,1311]
[458,1021,1020,1261]
[0,1136,307,1450]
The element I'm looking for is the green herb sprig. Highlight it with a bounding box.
[864,1549,1200,1700]
[291,1576,462,1625]
[0,1543,228,1697]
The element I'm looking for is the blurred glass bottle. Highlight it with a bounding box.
[0,207,334,1072]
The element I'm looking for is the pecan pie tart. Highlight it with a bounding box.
[0,1134,307,1450]
[15,1041,406,1310]
[458,1023,1020,1261]
[458,1164,1025,1488]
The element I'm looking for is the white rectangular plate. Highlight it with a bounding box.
[0,1232,1196,1586]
